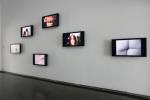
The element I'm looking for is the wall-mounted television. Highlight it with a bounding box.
[10,43,22,54]
[42,13,59,28]
[33,54,48,66]
[63,31,85,47]
[21,25,33,37]
[112,38,147,57]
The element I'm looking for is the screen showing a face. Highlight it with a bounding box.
[112,38,146,57]
[116,39,141,56]
[42,14,59,28]
[63,31,84,46]
[21,25,33,37]
[33,54,47,66]
[10,44,21,54]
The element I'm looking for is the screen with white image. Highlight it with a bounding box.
[116,39,141,56]
[10,44,21,54]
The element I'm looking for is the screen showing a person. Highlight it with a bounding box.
[63,31,84,46]
[42,14,59,28]
[112,38,146,57]
[21,25,33,37]
[33,54,47,66]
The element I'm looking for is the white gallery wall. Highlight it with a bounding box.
[1,0,150,96]
[0,0,2,71]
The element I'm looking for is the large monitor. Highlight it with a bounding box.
[112,38,147,57]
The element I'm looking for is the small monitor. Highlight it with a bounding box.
[42,13,59,28]
[63,31,85,47]
[21,25,33,37]
[33,54,48,66]
[10,43,22,54]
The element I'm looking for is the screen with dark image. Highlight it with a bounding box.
[112,38,146,57]
[33,54,48,66]
[42,13,59,28]
[63,31,84,47]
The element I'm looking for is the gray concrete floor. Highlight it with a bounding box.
[0,73,142,100]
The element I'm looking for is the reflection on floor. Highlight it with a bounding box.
[0,72,144,100]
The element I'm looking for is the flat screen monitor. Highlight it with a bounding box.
[42,13,59,28]
[21,25,33,37]
[112,38,147,57]
[33,54,48,66]
[10,43,22,54]
[63,31,84,47]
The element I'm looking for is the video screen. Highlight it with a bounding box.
[112,38,146,57]
[63,31,84,47]
[42,13,59,28]
[21,25,33,37]
[33,54,48,66]
[10,43,21,54]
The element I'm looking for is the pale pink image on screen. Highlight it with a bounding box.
[116,39,141,56]
[35,55,45,65]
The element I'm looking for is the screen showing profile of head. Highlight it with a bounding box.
[112,38,146,57]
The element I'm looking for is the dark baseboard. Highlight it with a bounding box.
[0,71,4,73]
[1,71,150,100]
